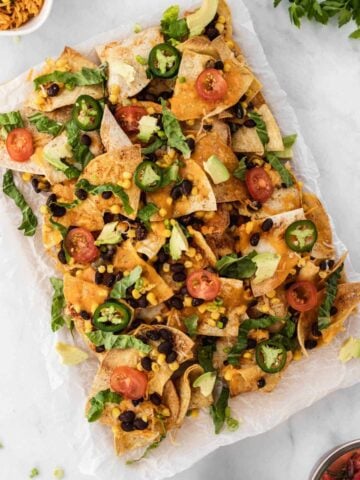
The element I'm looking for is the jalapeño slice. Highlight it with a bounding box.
[134,161,163,192]
[92,301,131,333]
[285,219,318,253]
[255,340,287,374]
[72,95,102,131]
[148,43,181,78]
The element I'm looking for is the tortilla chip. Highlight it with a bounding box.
[189,227,217,267]
[244,76,263,103]
[147,159,216,220]
[113,240,174,305]
[96,27,163,99]
[26,47,103,112]
[135,221,168,260]
[245,185,302,220]
[63,273,108,314]
[302,192,335,259]
[177,36,218,57]
[200,203,230,236]
[170,49,253,120]
[79,145,142,219]
[162,380,181,430]
[192,131,248,203]
[100,105,131,152]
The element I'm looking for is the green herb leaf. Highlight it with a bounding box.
[210,386,230,434]
[282,134,297,149]
[87,389,122,422]
[161,99,190,157]
[233,156,247,181]
[247,111,269,145]
[350,28,360,38]
[318,264,343,330]
[339,337,360,363]
[198,343,215,372]
[65,120,94,169]
[137,203,159,229]
[29,467,40,478]
[50,277,73,332]
[266,152,294,187]
[216,252,257,280]
[2,170,38,236]
[28,112,63,136]
[160,5,189,41]
[110,266,142,299]
[184,314,199,336]
[0,111,23,139]
[86,330,151,353]
[49,216,68,239]
[75,178,133,215]
[34,64,107,90]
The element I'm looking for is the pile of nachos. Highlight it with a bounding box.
[1,0,360,460]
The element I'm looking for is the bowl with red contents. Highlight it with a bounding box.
[310,440,360,480]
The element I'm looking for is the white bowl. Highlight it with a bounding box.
[0,0,53,36]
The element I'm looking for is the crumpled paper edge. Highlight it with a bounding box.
[0,0,359,479]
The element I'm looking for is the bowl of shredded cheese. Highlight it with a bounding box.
[0,0,53,36]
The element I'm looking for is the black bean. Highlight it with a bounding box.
[80,310,90,320]
[95,345,105,353]
[192,298,204,307]
[319,260,327,271]
[244,119,256,128]
[304,339,318,350]
[146,330,161,341]
[166,351,177,363]
[141,356,152,371]
[205,26,219,40]
[80,134,92,146]
[137,295,149,308]
[133,418,148,430]
[158,341,173,355]
[247,102,254,111]
[135,334,148,344]
[186,137,195,152]
[220,315,229,327]
[179,285,188,297]
[127,298,139,308]
[330,306,338,316]
[103,212,114,224]
[171,185,183,201]
[180,179,193,196]
[47,83,60,97]
[166,296,184,310]
[101,191,113,200]
[229,213,240,227]
[311,322,322,338]
[214,60,224,70]
[240,94,247,102]
[132,397,144,406]
[261,218,274,232]
[58,249,67,265]
[229,122,240,134]
[119,410,135,423]
[95,271,104,285]
[121,421,135,432]
[247,201,262,212]
[102,272,116,288]
[246,306,263,319]
[203,124,213,132]
[46,193,57,207]
[149,392,162,406]
[115,271,123,282]
[172,271,186,283]
[246,338,257,349]
[245,158,255,169]
[130,318,143,330]
[31,177,40,193]
[327,259,335,269]
[49,203,66,217]
[158,91,172,101]
[100,248,116,262]
[257,378,266,389]
[250,232,260,246]
[157,248,169,264]
[159,328,173,341]
[234,102,245,119]
[135,224,147,241]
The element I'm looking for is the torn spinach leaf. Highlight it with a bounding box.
[318,264,343,330]
[50,277,73,332]
[0,111,23,139]
[86,330,151,353]
[266,152,294,187]
[216,252,257,280]
[87,389,122,422]
[248,111,269,145]
[28,112,63,136]
[161,99,190,157]
[34,64,107,91]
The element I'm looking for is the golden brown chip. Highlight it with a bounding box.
[63,273,109,314]
[162,380,181,430]
[100,105,131,152]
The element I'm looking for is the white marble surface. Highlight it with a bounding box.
[0,0,360,479]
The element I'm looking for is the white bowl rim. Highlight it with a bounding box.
[0,0,54,36]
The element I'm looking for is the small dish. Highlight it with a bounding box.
[0,0,54,37]
[310,439,360,479]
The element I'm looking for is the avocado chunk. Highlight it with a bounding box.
[193,371,216,396]
[339,337,360,363]
[137,115,160,143]
[203,154,230,184]
[55,342,88,366]
[43,132,73,171]
[275,134,297,159]
[252,252,281,284]
[94,222,122,246]
[186,0,219,37]
[169,221,189,260]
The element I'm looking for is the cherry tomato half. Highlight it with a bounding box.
[6,128,34,162]
[114,105,147,134]
[286,281,318,312]
[245,167,274,203]
[64,227,99,264]
[110,366,148,400]
[186,269,221,301]
[195,68,228,102]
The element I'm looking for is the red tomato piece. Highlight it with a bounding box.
[64,227,99,264]
[286,281,318,312]
[110,366,148,400]
[114,105,147,134]
[186,269,221,301]
[6,128,34,162]
[195,68,228,102]
[245,167,274,203]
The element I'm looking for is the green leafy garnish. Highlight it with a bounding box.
[210,386,239,434]
[137,203,159,229]
[160,5,189,41]
[2,170,38,236]
[34,64,107,90]
[216,252,257,280]
[29,467,40,478]
[233,156,247,181]
[49,216,68,239]
[318,264,343,330]
[266,152,294,187]
[283,134,297,149]
[65,120,94,169]
[161,99,190,157]
[198,343,216,372]
[28,112,63,136]
[184,314,199,336]
[0,111,23,139]
[94,222,122,246]
[247,111,269,145]
[50,278,73,332]
[274,0,360,39]
[75,178,133,215]
[110,266,143,299]
[86,331,151,353]
[87,389,122,422]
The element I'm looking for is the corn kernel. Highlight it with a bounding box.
[73,304,81,314]
[112,408,120,418]
[289,268,297,275]
[243,352,252,359]
[91,303,98,314]
[191,187,198,196]
[123,271,130,277]
[122,171,132,180]
[132,289,141,300]
[319,271,327,279]
[152,363,160,372]
[215,22,225,33]
[110,84,120,95]
[162,407,171,417]
[184,260,193,269]
[157,353,166,365]
[223,61,231,72]
[207,319,217,327]
[146,292,157,306]
[245,222,254,234]
[226,40,235,49]
[40,205,48,214]
[109,94,118,104]
[163,263,170,273]
[22,172,32,182]
[84,322,93,333]
[264,162,272,171]
[211,311,220,321]
[195,253,202,261]
[170,219,176,226]
[218,15,226,24]
[298,257,306,267]
[110,205,121,214]
[140,414,148,422]
[122,179,132,190]
[186,119,195,126]
[168,148,176,159]
[75,269,82,277]
[259,304,270,313]
[198,303,208,314]
[266,290,276,299]
[204,211,215,220]
[166,197,173,206]
[127,229,136,238]
[187,247,196,258]
[164,229,171,238]
[237,305,247,315]
[190,408,199,418]
[107,265,114,273]
[159,208,167,217]
[224,369,232,381]
[147,107,155,115]
[271,298,280,304]
[169,361,179,371]
[293,350,302,361]
[184,296,192,307]
[98,265,106,274]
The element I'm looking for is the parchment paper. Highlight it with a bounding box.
[0,1,359,479]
